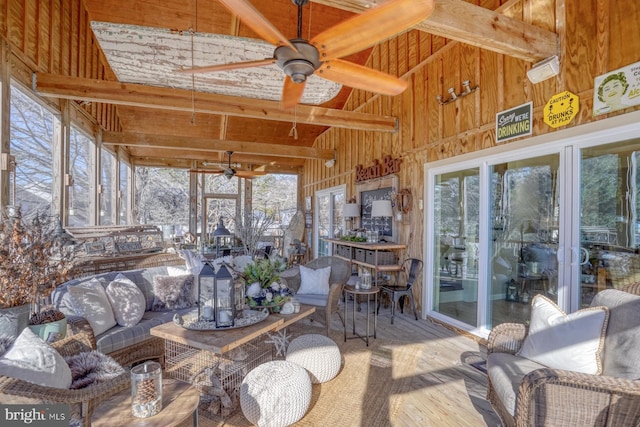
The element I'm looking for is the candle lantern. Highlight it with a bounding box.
[197,261,235,327]
[197,260,216,322]
[214,263,235,328]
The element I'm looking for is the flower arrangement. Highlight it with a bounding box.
[0,210,78,310]
[241,258,292,310]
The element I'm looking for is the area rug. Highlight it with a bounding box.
[207,336,422,427]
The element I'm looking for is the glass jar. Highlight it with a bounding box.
[361,270,372,289]
[131,361,162,418]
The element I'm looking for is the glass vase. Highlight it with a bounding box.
[131,361,162,418]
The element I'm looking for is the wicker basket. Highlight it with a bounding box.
[354,248,367,262]
[366,250,396,265]
[336,245,353,259]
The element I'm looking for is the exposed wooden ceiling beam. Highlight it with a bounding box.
[102,131,335,160]
[128,146,305,166]
[130,150,303,172]
[34,73,398,132]
[311,0,558,62]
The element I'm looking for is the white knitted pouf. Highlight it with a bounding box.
[240,360,312,427]
[286,334,341,384]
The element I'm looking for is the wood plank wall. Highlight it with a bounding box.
[306,0,640,308]
[1,0,121,136]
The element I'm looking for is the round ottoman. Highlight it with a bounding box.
[240,360,312,427]
[286,334,341,383]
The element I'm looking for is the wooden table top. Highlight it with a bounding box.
[91,379,199,427]
[150,305,316,354]
[323,238,406,250]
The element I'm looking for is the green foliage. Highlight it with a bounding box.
[242,258,286,288]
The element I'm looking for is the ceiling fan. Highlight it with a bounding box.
[177,0,433,109]
[193,151,266,179]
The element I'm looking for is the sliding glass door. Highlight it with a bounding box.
[426,117,640,337]
[314,185,346,257]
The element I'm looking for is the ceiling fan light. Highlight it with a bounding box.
[283,59,315,83]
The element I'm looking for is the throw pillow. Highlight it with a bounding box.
[105,274,146,327]
[517,295,609,374]
[152,274,196,311]
[591,288,640,379]
[297,265,331,296]
[68,278,117,336]
[0,328,72,389]
[65,351,125,389]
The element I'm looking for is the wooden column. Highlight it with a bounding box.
[0,41,10,211]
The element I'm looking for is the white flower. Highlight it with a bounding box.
[265,292,273,302]
[270,281,281,291]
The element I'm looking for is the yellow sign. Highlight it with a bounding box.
[544,91,579,128]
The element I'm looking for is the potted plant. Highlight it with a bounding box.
[0,209,77,338]
[241,258,291,312]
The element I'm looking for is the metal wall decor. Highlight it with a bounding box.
[436,80,479,105]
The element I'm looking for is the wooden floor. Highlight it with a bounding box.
[198,298,502,427]
[332,301,503,427]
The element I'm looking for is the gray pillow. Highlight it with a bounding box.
[151,274,195,311]
[591,289,640,379]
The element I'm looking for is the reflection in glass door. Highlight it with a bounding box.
[488,155,560,328]
[315,186,345,257]
[433,168,480,327]
[579,138,640,307]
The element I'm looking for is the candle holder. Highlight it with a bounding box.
[131,361,162,418]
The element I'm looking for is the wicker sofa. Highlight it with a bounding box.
[51,253,187,368]
[279,256,351,336]
[486,283,640,426]
[0,330,129,427]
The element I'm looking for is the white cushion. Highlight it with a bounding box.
[297,265,331,296]
[0,328,72,389]
[105,274,146,327]
[68,278,117,336]
[517,295,609,374]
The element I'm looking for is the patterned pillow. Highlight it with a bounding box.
[151,274,196,311]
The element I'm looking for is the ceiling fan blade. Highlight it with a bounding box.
[216,0,296,50]
[281,76,306,110]
[175,58,275,74]
[311,0,433,60]
[317,59,407,96]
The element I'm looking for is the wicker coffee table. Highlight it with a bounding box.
[91,379,199,427]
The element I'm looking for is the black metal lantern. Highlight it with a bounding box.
[214,263,235,328]
[197,261,216,322]
[212,217,233,257]
[197,261,236,327]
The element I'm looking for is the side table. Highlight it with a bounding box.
[91,378,200,427]
[344,284,379,346]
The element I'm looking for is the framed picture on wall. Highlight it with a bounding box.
[356,174,398,242]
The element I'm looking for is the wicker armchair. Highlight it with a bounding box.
[0,329,129,427]
[486,285,640,426]
[280,256,351,336]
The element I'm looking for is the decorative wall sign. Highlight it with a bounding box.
[496,102,533,143]
[593,60,640,116]
[356,175,398,242]
[355,155,401,183]
[544,91,579,128]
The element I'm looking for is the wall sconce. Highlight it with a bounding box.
[527,55,560,84]
[437,80,479,105]
[324,150,337,168]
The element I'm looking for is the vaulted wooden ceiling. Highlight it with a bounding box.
[35,0,557,174]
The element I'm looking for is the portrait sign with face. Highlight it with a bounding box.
[593,60,640,116]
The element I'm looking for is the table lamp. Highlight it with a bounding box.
[371,200,393,238]
[343,203,360,232]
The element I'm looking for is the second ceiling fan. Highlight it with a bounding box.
[178,0,434,109]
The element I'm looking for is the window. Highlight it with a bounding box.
[9,84,56,218]
[100,149,115,225]
[68,126,92,226]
